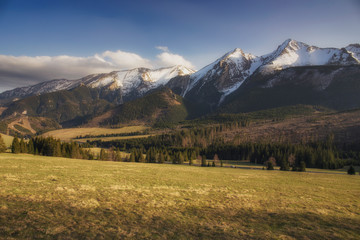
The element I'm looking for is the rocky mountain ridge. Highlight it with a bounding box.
[0,65,194,105]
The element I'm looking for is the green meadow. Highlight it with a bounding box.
[1,153,359,239]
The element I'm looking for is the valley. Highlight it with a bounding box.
[2,1,360,239]
[1,39,360,240]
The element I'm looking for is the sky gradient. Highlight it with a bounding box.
[0,0,359,92]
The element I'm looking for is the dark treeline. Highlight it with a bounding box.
[11,136,95,160]
[125,147,200,165]
[89,131,360,169]
[10,135,202,165]
[9,123,360,170]
[89,123,248,150]
[205,141,359,169]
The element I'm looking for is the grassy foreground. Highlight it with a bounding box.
[1,154,359,239]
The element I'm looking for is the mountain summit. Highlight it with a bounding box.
[167,39,359,111]
[260,39,359,72]
[1,39,360,130]
[0,65,195,104]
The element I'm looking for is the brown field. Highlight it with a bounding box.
[1,153,359,239]
[41,126,149,141]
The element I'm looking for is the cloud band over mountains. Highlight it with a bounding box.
[0,47,194,92]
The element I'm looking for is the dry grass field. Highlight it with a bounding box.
[41,126,149,141]
[1,153,359,239]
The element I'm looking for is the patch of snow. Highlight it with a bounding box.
[346,44,360,62]
[262,39,356,72]
[182,60,219,96]
[218,80,246,104]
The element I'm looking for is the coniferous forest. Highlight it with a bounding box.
[10,122,360,171]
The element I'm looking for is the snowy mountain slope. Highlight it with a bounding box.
[0,65,194,104]
[260,39,359,73]
[0,79,79,102]
[345,44,360,63]
[169,39,360,108]
[221,64,360,113]
[1,39,359,110]
[167,48,264,110]
[182,48,261,97]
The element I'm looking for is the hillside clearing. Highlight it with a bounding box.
[1,154,359,239]
[41,126,149,141]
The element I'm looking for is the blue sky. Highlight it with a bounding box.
[0,0,359,91]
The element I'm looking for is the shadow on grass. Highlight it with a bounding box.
[1,195,359,240]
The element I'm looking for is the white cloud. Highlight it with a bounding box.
[156,46,169,52]
[101,50,152,69]
[156,52,194,69]
[0,54,117,92]
[0,48,194,92]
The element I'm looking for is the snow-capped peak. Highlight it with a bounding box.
[221,48,258,63]
[177,39,360,106]
[260,39,358,71]
[81,65,195,94]
[182,47,262,99]
[0,65,194,103]
[345,44,360,62]
[141,65,195,87]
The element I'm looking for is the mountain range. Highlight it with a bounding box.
[1,39,359,135]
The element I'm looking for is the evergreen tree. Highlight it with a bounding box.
[183,152,188,162]
[212,161,216,167]
[172,153,177,164]
[348,165,356,175]
[100,149,107,160]
[129,151,136,162]
[159,152,165,164]
[19,138,27,153]
[114,150,122,162]
[0,135,6,153]
[27,139,34,154]
[299,161,306,172]
[164,151,170,162]
[54,142,62,157]
[178,152,184,164]
[11,136,20,154]
[189,157,193,166]
[280,158,290,171]
[138,151,145,163]
[201,155,207,167]
[70,142,81,159]
[266,161,274,170]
